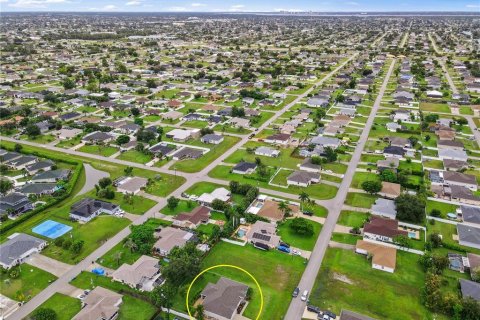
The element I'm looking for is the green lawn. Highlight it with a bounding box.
[344,192,377,208]
[337,211,370,227]
[117,150,153,164]
[160,199,198,216]
[224,147,302,170]
[98,218,171,269]
[309,248,443,320]
[42,215,131,264]
[209,165,338,200]
[113,191,157,215]
[118,295,157,320]
[22,134,56,144]
[277,219,322,251]
[56,135,83,149]
[350,172,380,189]
[0,264,57,301]
[426,200,458,218]
[196,223,217,236]
[185,242,306,320]
[78,144,119,157]
[331,233,362,245]
[170,136,240,173]
[31,293,81,320]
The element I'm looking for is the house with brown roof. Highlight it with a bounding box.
[153,227,195,256]
[167,99,183,109]
[72,287,122,320]
[378,182,401,199]
[442,171,478,191]
[172,206,210,229]
[363,216,408,243]
[246,220,280,249]
[356,240,397,273]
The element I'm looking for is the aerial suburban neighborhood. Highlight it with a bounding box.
[0,2,480,320]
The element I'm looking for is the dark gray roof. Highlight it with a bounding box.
[32,169,71,182]
[232,161,257,173]
[201,134,223,142]
[18,183,57,195]
[460,279,480,301]
[0,233,46,266]
[149,144,175,156]
[457,223,480,246]
[26,160,54,172]
[70,198,118,218]
[0,192,29,206]
[462,205,480,225]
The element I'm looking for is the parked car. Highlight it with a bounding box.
[307,305,321,314]
[248,134,255,139]
[279,241,290,248]
[303,210,313,216]
[292,287,300,298]
[278,245,291,253]
[301,290,309,301]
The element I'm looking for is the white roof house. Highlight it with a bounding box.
[197,187,231,205]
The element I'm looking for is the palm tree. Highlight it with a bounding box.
[123,238,137,253]
[278,201,290,219]
[299,192,310,211]
[113,251,123,267]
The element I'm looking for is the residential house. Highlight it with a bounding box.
[17,183,57,196]
[197,187,231,207]
[355,240,397,273]
[460,279,480,302]
[0,233,47,269]
[438,149,468,162]
[82,131,114,144]
[31,169,71,183]
[112,255,161,292]
[265,133,291,146]
[339,309,376,320]
[461,205,480,225]
[383,146,405,158]
[72,287,122,320]
[457,224,480,250]
[371,198,397,219]
[255,146,280,157]
[201,277,249,320]
[442,171,478,191]
[25,160,54,175]
[116,176,148,195]
[246,220,281,249]
[172,206,210,229]
[232,162,257,175]
[0,192,33,217]
[171,147,204,160]
[201,134,224,145]
[153,227,195,256]
[69,198,120,222]
[377,157,399,173]
[379,182,401,199]
[287,171,320,187]
[363,216,408,242]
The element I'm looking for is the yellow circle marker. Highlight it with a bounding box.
[186,264,264,320]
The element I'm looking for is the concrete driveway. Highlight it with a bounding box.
[25,253,72,277]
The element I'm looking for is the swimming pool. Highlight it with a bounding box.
[32,220,73,239]
[237,229,246,237]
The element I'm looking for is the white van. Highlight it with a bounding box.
[301,290,308,301]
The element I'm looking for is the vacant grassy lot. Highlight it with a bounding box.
[117,150,153,164]
[337,210,369,227]
[0,264,57,301]
[189,242,306,320]
[344,192,377,208]
[78,144,119,157]
[209,165,338,200]
[331,233,362,245]
[160,199,199,216]
[118,295,157,320]
[426,200,458,218]
[420,103,451,113]
[277,218,322,251]
[309,248,443,320]
[350,172,380,189]
[31,293,81,320]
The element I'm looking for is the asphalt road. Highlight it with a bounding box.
[284,58,397,320]
[4,54,358,320]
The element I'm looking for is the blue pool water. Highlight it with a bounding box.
[237,229,246,237]
[32,220,73,239]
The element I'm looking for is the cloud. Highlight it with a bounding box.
[88,4,117,10]
[8,0,67,8]
[0,0,9,3]
[466,4,480,8]
[168,6,186,11]
[274,8,304,12]
[125,0,141,5]
[191,2,206,7]
[228,4,245,11]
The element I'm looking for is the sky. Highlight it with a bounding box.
[1,0,480,12]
